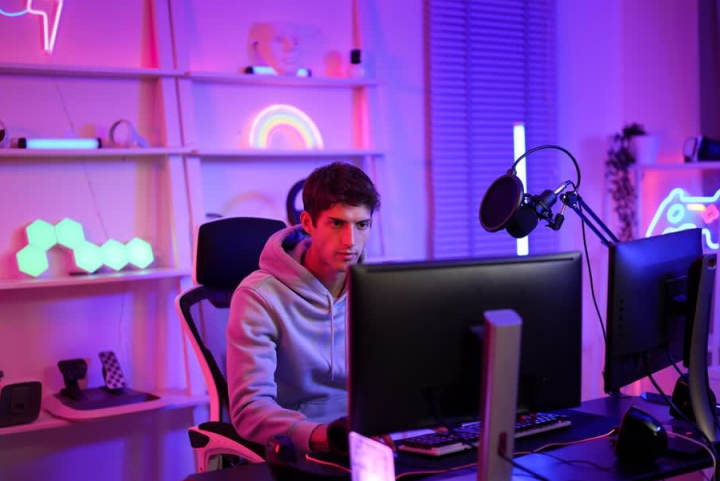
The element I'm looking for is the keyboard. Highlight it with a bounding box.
[396,412,572,456]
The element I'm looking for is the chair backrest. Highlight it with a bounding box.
[176,217,286,422]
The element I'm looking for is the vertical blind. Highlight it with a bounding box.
[427,0,558,258]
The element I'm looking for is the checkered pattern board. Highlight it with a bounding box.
[98,351,127,390]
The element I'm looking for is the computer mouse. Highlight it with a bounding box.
[614,406,668,462]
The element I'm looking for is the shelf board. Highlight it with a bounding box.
[187,71,377,87]
[0,390,208,436]
[0,268,190,291]
[193,148,384,158]
[0,147,192,158]
[0,62,183,79]
[636,163,720,172]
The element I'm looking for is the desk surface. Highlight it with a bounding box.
[183,396,713,481]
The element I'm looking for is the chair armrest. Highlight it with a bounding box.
[188,422,265,472]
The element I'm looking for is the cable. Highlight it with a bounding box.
[514,427,617,456]
[54,82,76,134]
[580,215,607,344]
[510,144,582,190]
[643,355,719,453]
[81,162,110,239]
[533,450,613,471]
[644,356,694,425]
[303,453,351,472]
[666,431,716,481]
[498,452,552,481]
[395,462,477,479]
[666,349,688,380]
[662,348,720,434]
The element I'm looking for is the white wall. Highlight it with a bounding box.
[361,0,427,261]
[556,0,701,400]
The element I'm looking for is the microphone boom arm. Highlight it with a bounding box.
[560,191,619,247]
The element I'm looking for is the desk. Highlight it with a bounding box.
[183,396,713,481]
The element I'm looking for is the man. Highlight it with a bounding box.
[226,162,380,454]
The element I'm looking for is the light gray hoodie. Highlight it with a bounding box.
[226,225,347,452]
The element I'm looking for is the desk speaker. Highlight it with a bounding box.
[0,381,42,427]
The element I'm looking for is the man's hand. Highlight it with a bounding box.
[309,423,329,452]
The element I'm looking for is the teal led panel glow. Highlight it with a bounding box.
[55,218,85,249]
[101,239,128,271]
[126,238,154,269]
[16,217,155,277]
[16,245,49,277]
[73,241,103,273]
[26,219,57,250]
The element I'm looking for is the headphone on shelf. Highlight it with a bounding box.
[286,179,305,226]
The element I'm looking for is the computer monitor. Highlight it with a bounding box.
[603,228,704,393]
[347,252,582,437]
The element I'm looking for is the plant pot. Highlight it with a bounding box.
[632,134,660,165]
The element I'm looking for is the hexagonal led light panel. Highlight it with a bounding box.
[55,218,85,249]
[26,219,57,250]
[16,218,156,277]
[101,239,129,271]
[126,237,154,269]
[16,245,49,277]
[73,241,103,273]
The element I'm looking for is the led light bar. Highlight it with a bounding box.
[12,137,102,149]
[513,122,529,256]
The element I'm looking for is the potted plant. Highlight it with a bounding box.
[605,123,646,241]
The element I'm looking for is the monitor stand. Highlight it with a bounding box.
[477,309,522,481]
[687,254,718,443]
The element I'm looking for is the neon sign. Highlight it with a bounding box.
[0,0,64,54]
[645,187,720,250]
[249,104,324,149]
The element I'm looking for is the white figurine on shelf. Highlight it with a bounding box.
[246,22,317,77]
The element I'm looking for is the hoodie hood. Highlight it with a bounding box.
[259,225,344,304]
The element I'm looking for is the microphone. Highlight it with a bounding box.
[478,144,618,246]
[479,174,570,238]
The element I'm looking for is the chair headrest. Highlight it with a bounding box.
[195,217,286,289]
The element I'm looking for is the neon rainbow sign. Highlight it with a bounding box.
[0,0,63,54]
[249,104,324,149]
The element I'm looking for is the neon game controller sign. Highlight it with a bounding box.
[0,0,63,54]
[645,188,720,250]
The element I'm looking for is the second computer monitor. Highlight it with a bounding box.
[604,228,704,393]
[348,252,582,437]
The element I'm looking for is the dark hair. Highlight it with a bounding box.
[303,162,380,224]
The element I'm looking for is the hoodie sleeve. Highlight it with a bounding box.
[226,284,320,452]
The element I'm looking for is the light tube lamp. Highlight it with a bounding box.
[12,137,102,149]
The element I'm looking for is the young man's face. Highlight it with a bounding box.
[301,203,373,274]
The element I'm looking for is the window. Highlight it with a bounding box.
[427,0,558,258]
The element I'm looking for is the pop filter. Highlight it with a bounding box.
[479,173,524,232]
